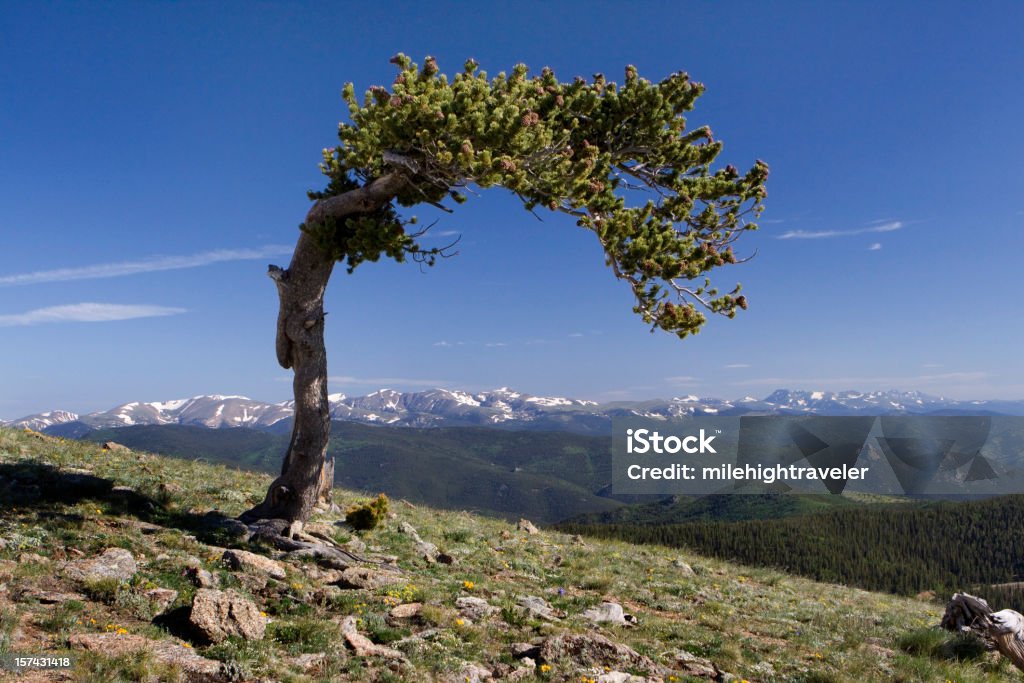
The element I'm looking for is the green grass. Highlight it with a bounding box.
[0,426,1017,681]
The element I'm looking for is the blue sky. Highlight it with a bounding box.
[2,1,1022,419]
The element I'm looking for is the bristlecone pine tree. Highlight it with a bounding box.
[240,55,769,531]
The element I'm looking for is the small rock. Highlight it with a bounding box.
[338,615,406,660]
[189,588,266,643]
[185,566,219,589]
[302,565,345,583]
[507,665,535,681]
[336,566,403,590]
[144,587,179,615]
[345,536,367,553]
[63,547,137,583]
[222,549,287,580]
[443,663,492,682]
[676,650,718,677]
[582,601,632,627]
[516,519,540,535]
[596,673,648,683]
[397,521,422,541]
[510,642,541,659]
[415,540,439,561]
[70,633,222,677]
[18,553,47,565]
[672,559,695,576]
[388,602,423,620]
[289,652,328,672]
[102,441,129,452]
[518,595,563,621]
[457,596,498,621]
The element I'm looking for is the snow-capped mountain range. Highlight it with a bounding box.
[4,388,1024,436]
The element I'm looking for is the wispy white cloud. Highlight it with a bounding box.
[0,245,294,286]
[418,229,461,242]
[0,302,186,327]
[568,332,585,338]
[666,375,700,383]
[724,363,752,369]
[485,342,508,347]
[777,220,903,240]
[868,242,882,251]
[326,375,452,388]
[432,341,453,347]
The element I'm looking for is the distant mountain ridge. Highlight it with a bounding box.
[5,387,1024,435]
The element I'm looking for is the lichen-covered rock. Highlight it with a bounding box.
[189,588,266,642]
[581,601,634,627]
[389,602,423,619]
[338,615,406,660]
[442,663,492,682]
[676,650,718,678]
[144,587,179,615]
[336,566,403,590]
[517,595,563,620]
[456,596,498,621]
[222,548,287,580]
[540,633,666,676]
[63,547,137,583]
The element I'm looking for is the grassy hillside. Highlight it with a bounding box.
[0,427,1016,682]
[81,423,633,524]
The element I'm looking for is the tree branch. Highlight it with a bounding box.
[305,172,409,225]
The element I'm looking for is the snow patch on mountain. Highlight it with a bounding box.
[7,387,1024,434]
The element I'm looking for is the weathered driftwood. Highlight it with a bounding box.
[942,592,1024,672]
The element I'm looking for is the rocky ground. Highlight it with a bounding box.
[0,427,1015,681]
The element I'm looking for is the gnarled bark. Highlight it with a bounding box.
[942,592,1024,673]
[240,173,407,528]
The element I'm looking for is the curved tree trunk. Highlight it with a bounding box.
[240,229,336,527]
[240,172,407,531]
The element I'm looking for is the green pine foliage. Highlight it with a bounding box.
[345,492,390,530]
[310,55,768,338]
